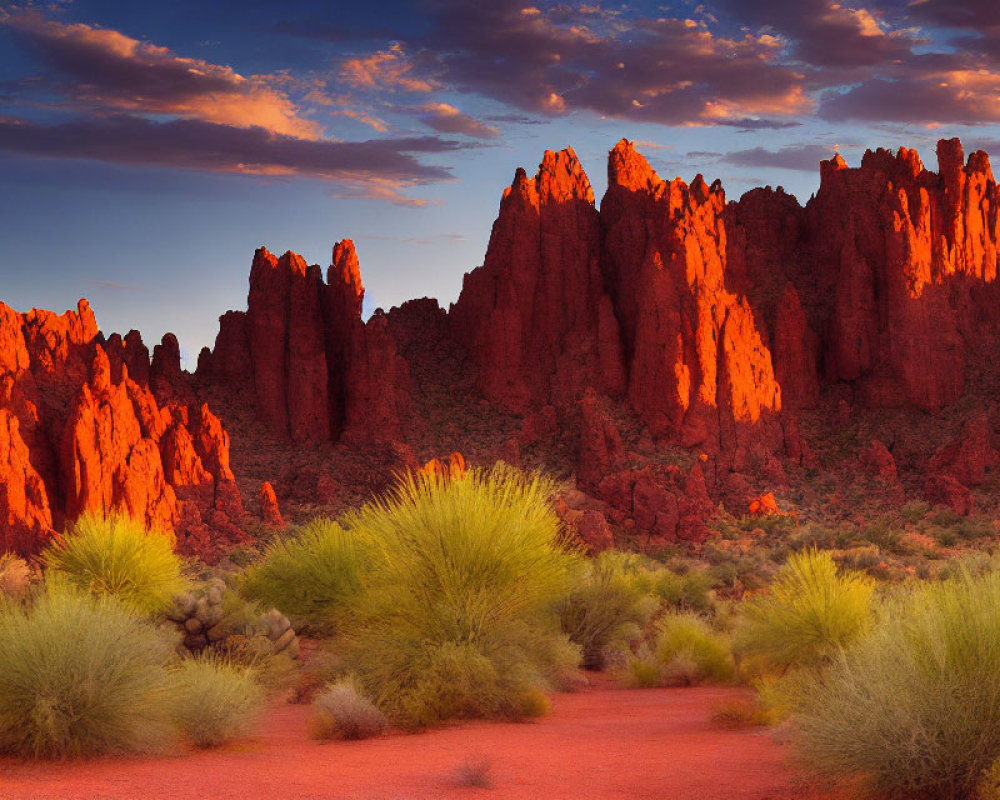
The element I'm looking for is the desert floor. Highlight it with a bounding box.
[0,678,842,800]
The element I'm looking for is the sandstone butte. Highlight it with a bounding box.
[3,137,1000,558]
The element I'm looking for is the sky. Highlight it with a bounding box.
[2,0,1000,366]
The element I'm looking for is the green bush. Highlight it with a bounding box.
[310,679,386,740]
[787,571,1000,800]
[654,613,734,685]
[43,514,186,616]
[169,655,264,749]
[240,518,367,635]
[656,566,715,613]
[343,465,581,727]
[557,551,660,669]
[0,585,174,757]
[735,549,873,674]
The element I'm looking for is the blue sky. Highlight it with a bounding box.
[2,0,999,365]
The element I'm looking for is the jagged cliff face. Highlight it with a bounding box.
[450,147,625,413]
[806,140,1000,412]
[4,136,1000,557]
[0,300,245,558]
[196,240,411,445]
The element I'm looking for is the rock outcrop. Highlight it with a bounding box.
[0,300,245,558]
[450,147,625,413]
[8,135,1000,555]
[198,240,411,444]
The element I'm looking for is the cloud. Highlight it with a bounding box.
[721,143,840,171]
[337,1,810,127]
[417,103,500,139]
[329,178,443,207]
[818,72,1000,124]
[340,43,436,93]
[906,0,1000,64]
[0,114,461,186]
[711,0,915,70]
[1,10,320,139]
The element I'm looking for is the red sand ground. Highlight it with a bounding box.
[0,684,836,800]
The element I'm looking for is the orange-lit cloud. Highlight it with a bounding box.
[417,103,499,139]
[340,44,435,93]
[2,10,319,139]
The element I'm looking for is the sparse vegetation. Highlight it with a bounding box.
[169,655,265,749]
[0,553,31,600]
[310,679,386,741]
[240,518,368,635]
[654,613,734,685]
[709,695,772,729]
[786,571,1000,800]
[735,549,874,674]
[557,551,660,669]
[43,514,186,616]
[0,585,175,758]
[341,465,581,727]
[455,755,494,789]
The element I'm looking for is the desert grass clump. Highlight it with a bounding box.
[787,571,1000,800]
[43,514,186,616]
[240,518,368,635]
[735,548,873,674]
[0,584,174,758]
[709,695,772,729]
[310,679,386,740]
[557,551,660,669]
[455,755,494,789]
[343,465,581,727]
[654,613,734,685]
[169,654,264,749]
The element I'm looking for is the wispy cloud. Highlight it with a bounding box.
[0,115,461,184]
[416,103,499,139]
[2,9,319,138]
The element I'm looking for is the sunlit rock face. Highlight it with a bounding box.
[0,299,245,559]
[7,136,1000,554]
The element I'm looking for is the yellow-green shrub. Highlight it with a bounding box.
[735,548,873,674]
[343,465,580,727]
[240,518,367,635]
[43,514,186,616]
[557,551,660,669]
[0,585,175,757]
[654,613,734,685]
[169,655,264,748]
[787,571,1000,800]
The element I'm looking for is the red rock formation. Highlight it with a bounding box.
[928,410,999,487]
[577,388,626,488]
[860,439,898,483]
[0,407,53,553]
[418,452,467,481]
[150,333,192,404]
[806,140,1000,412]
[748,493,780,516]
[451,147,626,413]
[924,474,974,516]
[203,241,410,445]
[600,140,784,472]
[0,296,245,558]
[259,482,284,528]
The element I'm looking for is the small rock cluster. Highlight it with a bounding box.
[167,578,299,659]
